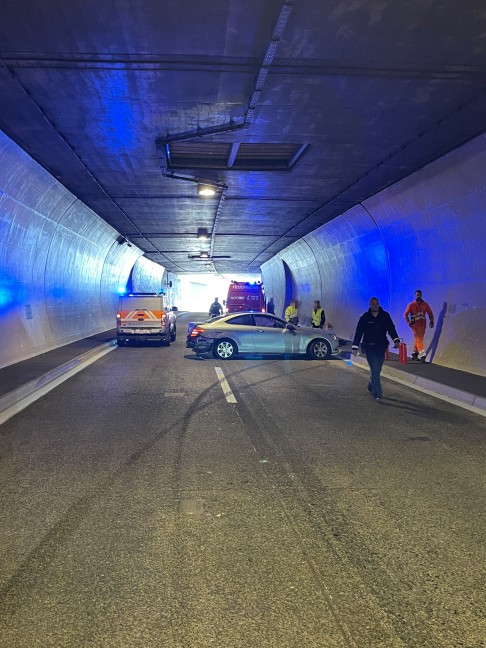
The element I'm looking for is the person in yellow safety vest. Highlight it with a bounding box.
[311,300,326,329]
[285,299,299,326]
[404,289,434,362]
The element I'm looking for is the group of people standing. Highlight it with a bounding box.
[352,290,434,401]
[281,299,326,329]
[279,290,434,402]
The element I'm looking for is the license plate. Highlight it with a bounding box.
[134,329,153,334]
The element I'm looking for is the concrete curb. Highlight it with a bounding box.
[342,354,486,418]
[0,340,117,426]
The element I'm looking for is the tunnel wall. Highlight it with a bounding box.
[0,130,163,369]
[130,255,164,293]
[262,134,486,376]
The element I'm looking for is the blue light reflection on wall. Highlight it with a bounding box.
[97,73,136,152]
[351,233,390,306]
[0,273,26,312]
[49,285,69,301]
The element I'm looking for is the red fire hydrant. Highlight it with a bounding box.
[399,339,407,365]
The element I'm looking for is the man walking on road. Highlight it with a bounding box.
[404,289,434,362]
[352,297,400,401]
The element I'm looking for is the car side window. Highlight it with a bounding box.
[254,315,284,328]
[227,315,253,326]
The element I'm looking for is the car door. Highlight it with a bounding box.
[251,314,288,353]
[223,314,255,352]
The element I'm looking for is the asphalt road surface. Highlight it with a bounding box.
[0,313,484,647]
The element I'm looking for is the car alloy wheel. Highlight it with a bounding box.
[214,338,237,360]
[308,339,331,360]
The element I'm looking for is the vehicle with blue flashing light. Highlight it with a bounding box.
[116,292,176,346]
[191,311,340,360]
[226,280,265,313]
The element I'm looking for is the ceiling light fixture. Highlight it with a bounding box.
[197,183,216,197]
[197,227,209,240]
[199,251,209,258]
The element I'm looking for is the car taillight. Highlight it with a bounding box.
[161,314,167,324]
[191,326,205,337]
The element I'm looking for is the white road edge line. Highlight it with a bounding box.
[0,343,116,426]
[214,367,237,403]
[342,356,486,418]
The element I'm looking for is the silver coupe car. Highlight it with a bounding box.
[191,312,340,360]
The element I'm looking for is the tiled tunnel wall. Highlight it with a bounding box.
[0,131,164,369]
[262,135,486,376]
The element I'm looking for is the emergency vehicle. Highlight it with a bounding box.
[226,281,265,313]
[116,292,176,345]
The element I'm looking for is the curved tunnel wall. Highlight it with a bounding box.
[0,130,164,369]
[262,134,486,376]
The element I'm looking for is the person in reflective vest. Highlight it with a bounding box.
[311,300,326,328]
[404,289,434,362]
[284,300,299,326]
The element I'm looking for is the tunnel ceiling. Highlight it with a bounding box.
[2,1,486,275]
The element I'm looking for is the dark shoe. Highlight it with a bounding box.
[411,353,418,360]
[375,397,381,401]
[420,356,426,363]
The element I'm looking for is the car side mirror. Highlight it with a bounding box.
[172,306,178,312]
[286,323,296,331]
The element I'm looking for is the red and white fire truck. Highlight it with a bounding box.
[226,281,265,313]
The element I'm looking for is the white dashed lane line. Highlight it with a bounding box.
[214,367,237,403]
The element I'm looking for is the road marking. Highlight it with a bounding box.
[214,367,237,403]
[0,342,116,426]
[340,355,486,418]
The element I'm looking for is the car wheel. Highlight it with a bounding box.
[213,338,237,360]
[307,339,331,360]
[171,325,177,342]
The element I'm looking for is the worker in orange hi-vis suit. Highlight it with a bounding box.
[404,289,434,362]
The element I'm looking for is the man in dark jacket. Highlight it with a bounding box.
[352,297,400,401]
[209,297,223,317]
